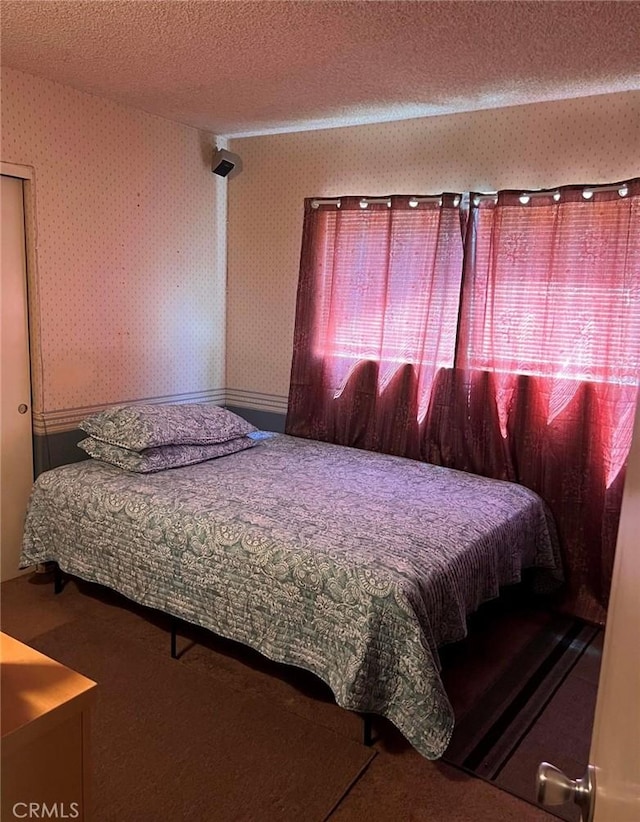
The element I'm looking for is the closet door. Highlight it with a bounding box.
[1,174,34,581]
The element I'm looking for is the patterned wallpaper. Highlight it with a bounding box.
[0,67,226,432]
[227,91,640,409]
[2,68,638,428]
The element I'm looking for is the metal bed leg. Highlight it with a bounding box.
[363,714,374,747]
[53,564,65,595]
[170,618,178,659]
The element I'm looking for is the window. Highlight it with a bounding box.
[290,181,639,441]
[457,183,640,481]
[461,187,640,387]
[306,195,463,412]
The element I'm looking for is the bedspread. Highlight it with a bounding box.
[20,434,561,758]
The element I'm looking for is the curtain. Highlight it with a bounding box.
[286,195,464,457]
[424,180,640,623]
[286,181,639,623]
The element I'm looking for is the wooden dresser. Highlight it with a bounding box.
[1,632,97,821]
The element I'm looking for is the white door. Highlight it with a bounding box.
[0,173,34,581]
[537,396,640,821]
[589,395,640,821]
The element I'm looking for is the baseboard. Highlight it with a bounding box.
[34,429,89,476]
[226,406,286,433]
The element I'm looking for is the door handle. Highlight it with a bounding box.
[18,404,28,414]
[536,762,595,822]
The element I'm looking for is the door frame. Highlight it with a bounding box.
[1,161,43,441]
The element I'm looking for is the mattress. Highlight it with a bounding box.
[20,433,561,759]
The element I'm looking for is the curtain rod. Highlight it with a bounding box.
[474,182,631,205]
[311,195,456,209]
[311,182,632,210]
[519,182,630,203]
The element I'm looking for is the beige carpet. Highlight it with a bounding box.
[3,576,556,821]
[28,618,374,822]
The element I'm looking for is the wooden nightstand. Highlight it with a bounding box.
[1,632,97,821]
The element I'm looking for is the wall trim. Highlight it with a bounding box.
[1,161,34,180]
[225,388,288,413]
[32,387,287,434]
[34,388,227,434]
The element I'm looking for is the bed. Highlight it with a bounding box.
[20,432,562,759]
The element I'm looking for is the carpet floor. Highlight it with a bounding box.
[29,618,375,822]
[2,575,559,822]
[442,612,602,822]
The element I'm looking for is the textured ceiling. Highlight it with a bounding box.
[1,1,639,136]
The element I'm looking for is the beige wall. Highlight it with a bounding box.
[227,91,640,411]
[2,69,637,427]
[1,67,226,433]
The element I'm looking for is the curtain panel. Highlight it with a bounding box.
[286,195,464,457]
[426,180,640,623]
[286,181,640,623]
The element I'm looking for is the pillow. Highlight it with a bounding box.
[79,403,256,451]
[78,435,257,473]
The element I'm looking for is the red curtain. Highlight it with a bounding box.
[286,182,640,623]
[425,181,640,623]
[286,195,464,457]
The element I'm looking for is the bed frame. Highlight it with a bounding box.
[52,563,375,746]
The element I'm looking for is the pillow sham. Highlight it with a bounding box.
[79,402,256,451]
[78,435,257,473]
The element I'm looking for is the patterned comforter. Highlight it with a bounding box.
[20,434,561,759]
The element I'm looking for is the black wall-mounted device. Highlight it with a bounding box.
[212,148,243,178]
